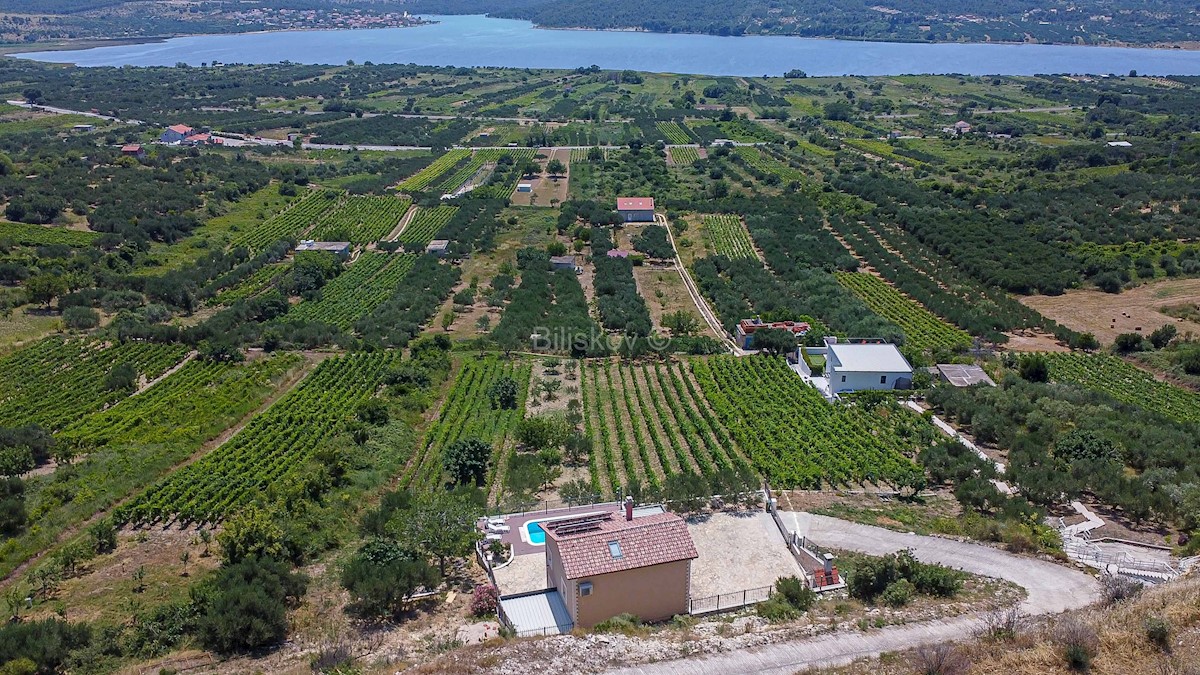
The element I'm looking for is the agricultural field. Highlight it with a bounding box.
[581,360,751,497]
[702,214,757,259]
[438,148,537,194]
[117,351,401,524]
[60,353,304,450]
[309,195,412,244]
[0,337,190,432]
[396,148,470,192]
[836,272,971,351]
[0,221,99,247]
[210,263,287,305]
[656,121,692,144]
[397,205,458,246]
[1045,352,1200,423]
[732,146,806,183]
[401,357,532,494]
[286,252,416,329]
[692,356,932,489]
[229,188,341,252]
[668,146,700,164]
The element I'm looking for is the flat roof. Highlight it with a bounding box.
[828,342,911,373]
[617,197,654,211]
[499,589,574,635]
[935,364,996,387]
[296,241,350,252]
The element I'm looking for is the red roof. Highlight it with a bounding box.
[617,197,654,211]
[737,318,811,336]
[606,249,631,258]
[546,511,697,579]
[185,133,211,143]
[168,124,194,134]
[120,144,142,153]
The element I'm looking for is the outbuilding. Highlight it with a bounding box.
[821,337,912,395]
[295,240,351,258]
[425,239,450,257]
[550,255,576,271]
[616,197,655,223]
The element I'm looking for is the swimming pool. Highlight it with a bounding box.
[527,521,547,545]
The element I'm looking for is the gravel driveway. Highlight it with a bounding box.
[608,513,1099,674]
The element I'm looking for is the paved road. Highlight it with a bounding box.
[609,514,1098,675]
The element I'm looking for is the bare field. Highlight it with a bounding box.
[1021,278,1200,345]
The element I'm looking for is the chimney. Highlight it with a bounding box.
[624,496,634,521]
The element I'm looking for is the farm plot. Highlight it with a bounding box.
[0,337,190,432]
[668,146,700,165]
[657,121,693,144]
[582,360,750,497]
[1046,352,1200,424]
[438,148,537,194]
[397,148,470,192]
[836,272,971,351]
[117,351,401,525]
[401,358,531,494]
[692,356,930,489]
[230,188,341,253]
[60,353,303,449]
[702,214,757,259]
[309,195,412,244]
[210,263,287,305]
[397,205,457,246]
[0,222,99,247]
[570,147,605,163]
[733,146,806,183]
[286,252,416,329]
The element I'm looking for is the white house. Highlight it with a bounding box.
[822,337,912,395]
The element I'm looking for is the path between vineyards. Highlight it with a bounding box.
[0,352,329,589]
[609,514,1099,675]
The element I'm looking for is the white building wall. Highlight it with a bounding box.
[829,369,908,394]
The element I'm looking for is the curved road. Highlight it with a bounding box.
[609,514,1098,674]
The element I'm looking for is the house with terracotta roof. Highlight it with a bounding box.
[120,144,145,158]
[160,124,195,144]
[616,197,655,223]
[543,500,698,628]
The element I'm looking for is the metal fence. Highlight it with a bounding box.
[688,585,772,615]
[513,623,575,638]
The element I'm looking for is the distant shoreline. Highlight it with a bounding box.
[2,16,1197,58]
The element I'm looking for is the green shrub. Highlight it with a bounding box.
[755,596,800,623]
[1055,618,1099,671]
[881,578,915,607]
[1144,616,1171,650]
[593,613,643,635]
[775,575,816,611]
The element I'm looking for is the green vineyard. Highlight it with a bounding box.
[402,358,532,494]
[656,121,692,144]
[733,146,806,183]
[286,252,416,329]
[582,360,750,497]
[668,146,700,164]
[397,206,458,246]
[0,337,190,432]
[60,353,302,449]
[309,195,412,244]
[835,272,971,351]
[397,148,471,192]
[438,148,537,193]
[702,214,757,259]
[693,356,929,489]
[230,188,341,252]
[117,352,401,524]
[570,147,605,163]
[0,221,99,247]
[1046,353,1200,423]
[210,263,286,305]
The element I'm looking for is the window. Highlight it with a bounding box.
[607,540,623,559]
[579,581,593,597]
[880,375,887,384]
[840,375,846,382]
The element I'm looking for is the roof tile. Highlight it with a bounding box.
[546,511,698,579]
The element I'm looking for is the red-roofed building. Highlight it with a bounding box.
[160,124,195,144]
[544,501,698,627]
[120,144,145,158]
[183,133,223,146]
[735,318,811,350]
[616,197,655,222]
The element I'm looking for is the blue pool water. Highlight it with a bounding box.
[527,521,547,545]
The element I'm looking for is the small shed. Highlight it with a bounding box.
[616,197,655,223]
[517,183,533,193]
[550,255,576,271]
[933,364,996,388]
[295,241,352,258]
[73,124,95,132]
[120,144,145,158]
[426,239,450,257]
[953,120,972,133]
